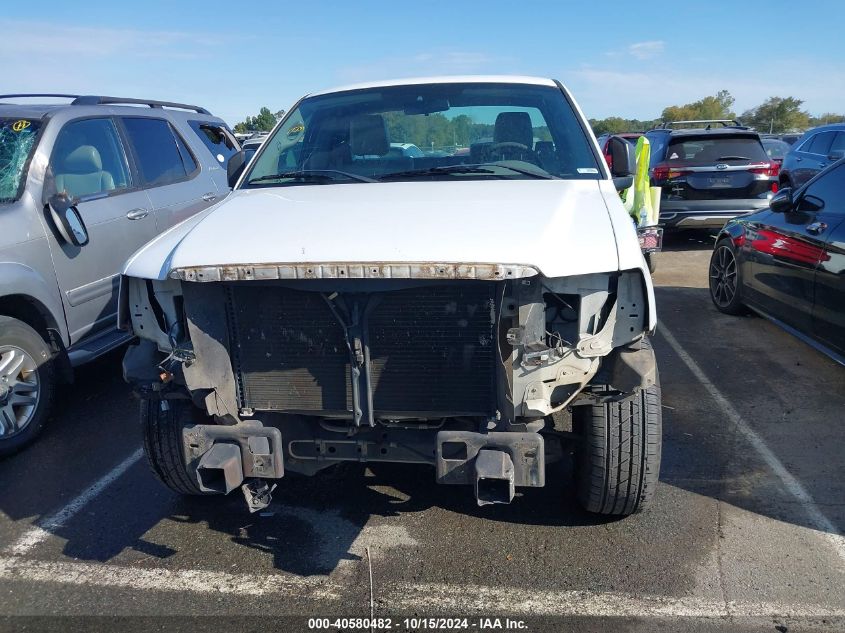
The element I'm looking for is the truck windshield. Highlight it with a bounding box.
[242,82,601,187]
[0,118,41,203]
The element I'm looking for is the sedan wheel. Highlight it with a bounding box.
[709,241,746,315]
[0,346,41,438]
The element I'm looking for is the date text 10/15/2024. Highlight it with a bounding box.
[308,617,529,630]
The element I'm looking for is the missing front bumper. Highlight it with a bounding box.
[436,430,545,495]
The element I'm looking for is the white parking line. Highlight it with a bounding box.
[0,556,339,600]
[4,448,143,557]
[658,321,845,566]
[0,555,843,618]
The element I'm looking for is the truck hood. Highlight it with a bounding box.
[123,179,622,280]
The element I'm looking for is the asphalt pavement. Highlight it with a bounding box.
[1,230,843,633]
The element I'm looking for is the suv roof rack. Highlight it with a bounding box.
[655,119,746,130]
[0,94,210,115]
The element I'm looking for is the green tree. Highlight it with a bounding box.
[741,97,810,133]
[809,112,845,127]
[589,117,656,136]
[661,90,736,123]
[234,107,281,134]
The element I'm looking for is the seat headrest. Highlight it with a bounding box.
[61,145,103,174]
[494,112,534,149]
[349,114,389,156]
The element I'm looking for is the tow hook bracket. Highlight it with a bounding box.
[475,449,515,506]
[197,443,244,494]
[241,479,277,513]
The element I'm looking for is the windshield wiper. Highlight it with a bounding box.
[247,169,376,184]
[716,156,751,161]
[379,165,501,180]
[378,163,556,181]
[489,162,557,179]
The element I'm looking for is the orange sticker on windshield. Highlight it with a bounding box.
[11,120,31,132]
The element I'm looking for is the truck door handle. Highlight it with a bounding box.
[806,221,828,235]
[126,208,149,220]
[201,192,217,202]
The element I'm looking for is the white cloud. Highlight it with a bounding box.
[0,19,218,60]
[628,41,665,60]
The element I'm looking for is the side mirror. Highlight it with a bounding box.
[609,136,636,176]
[48,193,89,246]
[827,149,845,161]
[608,136,636,190]
[227,150,247,189]
[769,188,793,213]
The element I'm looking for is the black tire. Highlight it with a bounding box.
[645,252,657,274]
[0,316,54,457]
[141,399,210,495]
[574,378,662,516]
[709,238,746,315]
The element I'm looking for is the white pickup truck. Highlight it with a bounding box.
[120,76,661,515]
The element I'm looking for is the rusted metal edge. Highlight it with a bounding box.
[169,262,541,282]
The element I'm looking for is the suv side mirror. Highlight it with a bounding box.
[769,188,793,213]
[827,149,845,161]
[227,150,247,189]
[608,136,636,190]
[48,193,89,246]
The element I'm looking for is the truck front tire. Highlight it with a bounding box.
[141,399,210,496]
[573,381,662,516]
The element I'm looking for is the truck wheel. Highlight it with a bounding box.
[574,381,662,516]
[0,316,54,457]
[141,399,210,495]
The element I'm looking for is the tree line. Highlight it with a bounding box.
[233,107,285,134]
[590,91,845,135]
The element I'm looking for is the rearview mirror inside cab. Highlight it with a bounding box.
[48,193,89,247]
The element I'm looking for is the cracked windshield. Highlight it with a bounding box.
[0,118,40,202]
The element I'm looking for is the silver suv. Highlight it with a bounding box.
[0,94,239,455]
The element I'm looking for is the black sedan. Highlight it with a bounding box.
[709,158,845,364]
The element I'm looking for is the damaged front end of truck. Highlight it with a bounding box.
[121,260,656,511]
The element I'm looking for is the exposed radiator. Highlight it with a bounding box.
[226,283,496,416]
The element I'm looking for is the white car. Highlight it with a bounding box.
[120,76,661,515]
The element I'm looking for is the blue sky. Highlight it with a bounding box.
[3,1,843,127]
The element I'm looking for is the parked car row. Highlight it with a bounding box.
[0,94,237,454]
[594,123,845,234]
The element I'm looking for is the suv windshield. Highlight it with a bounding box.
[0,117,41,203]
[242,82,600,187]
[663,135,769,166]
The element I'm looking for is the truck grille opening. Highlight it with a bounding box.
[226,283,497,417]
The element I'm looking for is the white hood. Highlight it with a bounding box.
[123,179,625,281]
